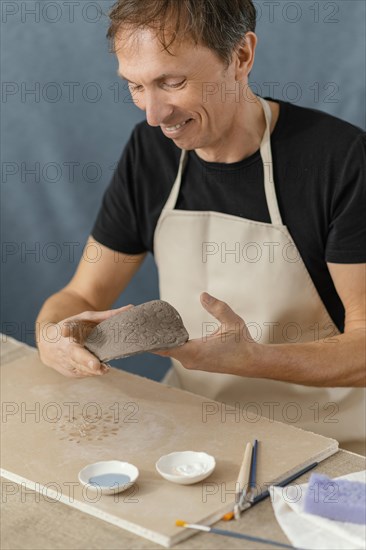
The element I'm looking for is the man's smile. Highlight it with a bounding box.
[161,118,194,135]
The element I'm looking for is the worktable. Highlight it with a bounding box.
[1,336,365,550]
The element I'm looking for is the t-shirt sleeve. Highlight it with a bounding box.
[325,132,366,263]
[91,129,147,254]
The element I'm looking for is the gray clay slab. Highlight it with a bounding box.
[85,300,189,362]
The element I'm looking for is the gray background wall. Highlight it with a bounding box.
[2,0,365,380]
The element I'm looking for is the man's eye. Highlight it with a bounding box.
[129,84,142,92]
[167,80,186,88]
[128,80,186,92]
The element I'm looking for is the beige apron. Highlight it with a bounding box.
[153,97,365,451]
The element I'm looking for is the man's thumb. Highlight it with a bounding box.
[200,292,242,326]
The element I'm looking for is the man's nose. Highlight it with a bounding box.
[143,91,174,127]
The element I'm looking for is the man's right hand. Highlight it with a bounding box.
[37,305,134,378]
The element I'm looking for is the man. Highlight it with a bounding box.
[36,0,366,453]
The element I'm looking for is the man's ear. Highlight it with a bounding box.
[235,32,258,80]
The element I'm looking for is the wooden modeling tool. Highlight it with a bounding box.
[238,438,258,510]
[233,441,253,519]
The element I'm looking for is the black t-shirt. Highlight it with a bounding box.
[92,97,366,333]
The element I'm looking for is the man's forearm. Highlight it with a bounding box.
[250,329,366,387]
[157,293,366,389]
[35,289,97,335]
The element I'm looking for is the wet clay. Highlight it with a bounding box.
[84,300,189,362]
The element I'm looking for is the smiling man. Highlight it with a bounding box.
[36,0,366,454]
[114,23,276,162]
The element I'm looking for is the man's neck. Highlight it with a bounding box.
[194,98,280,164]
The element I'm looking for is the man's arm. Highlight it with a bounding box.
[36,236,146,377]
[252,263,365,387]
[37,236,146,326]
[154,263,366,387]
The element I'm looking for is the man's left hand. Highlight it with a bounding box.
[152,292,259,376]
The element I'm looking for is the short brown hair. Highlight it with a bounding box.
[106,0,257,68]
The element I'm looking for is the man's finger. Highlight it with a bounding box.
[65,304,135,325]
[61,320,91,340]
[61,305,135,340]
[200,292,243,326]
[70,346,103,375]
[51,362,88,379]
[81,304,135,323]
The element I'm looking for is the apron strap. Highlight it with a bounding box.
[258,96,283,226]
[163,148,188,210]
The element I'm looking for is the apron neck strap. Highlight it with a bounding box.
[257,96,283,225]
[163,148,188,210]
[163,97,283,226]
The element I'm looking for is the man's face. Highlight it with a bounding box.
[115,27,246,153]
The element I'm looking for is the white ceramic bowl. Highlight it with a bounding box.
[156,451,216,485]
[78,460,139,495]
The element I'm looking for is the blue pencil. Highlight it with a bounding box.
[176,520,296,549]
[251,461,318,505]
[249,438,258,491]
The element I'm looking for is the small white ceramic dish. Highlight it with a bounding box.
[156,451,216,485]
[78,460,139,495]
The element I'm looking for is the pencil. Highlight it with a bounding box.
[175,520,296,549]
[251,461,319,504]
[223,460,318,521]
[249,438,258,492]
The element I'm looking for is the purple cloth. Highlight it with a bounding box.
[304,473,366,525]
